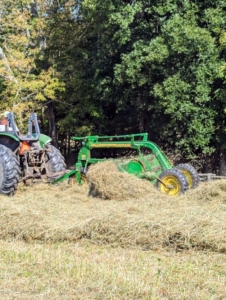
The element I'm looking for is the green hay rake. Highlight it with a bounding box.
[55,133,199,196]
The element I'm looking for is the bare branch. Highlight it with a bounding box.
[0,46,18,84]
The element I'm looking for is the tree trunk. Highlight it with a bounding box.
[47,101,58,147]
[220,150,226,175]
[67,132,71,156]
[138,94,147,133]
[139,111,147,133]
[40,106,45,132]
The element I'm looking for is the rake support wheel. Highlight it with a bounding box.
[175,163,199,189]
[157,168,188,196]
[68,173,88,185]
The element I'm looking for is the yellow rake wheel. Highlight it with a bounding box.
[158,168,188,196]
[69,173,88,186]
[175,163,199,189]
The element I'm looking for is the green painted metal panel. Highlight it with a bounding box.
[0,133,19,142]
[39,134,52,148]
[53,169,77,184]
[126,160,144,174]
[137,141,172,170]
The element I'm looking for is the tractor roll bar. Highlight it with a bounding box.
[7,112,40,142]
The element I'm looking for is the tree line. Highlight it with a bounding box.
[0,0,226,171]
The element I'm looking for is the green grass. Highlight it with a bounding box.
[0,241,226,299]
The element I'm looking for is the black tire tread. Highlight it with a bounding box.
[175,163,199,189]
[0,144,21,195]
[46,145,66,179]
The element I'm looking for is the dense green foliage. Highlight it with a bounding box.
[0,0,226,164]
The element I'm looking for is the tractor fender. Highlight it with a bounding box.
[0,133,20,152]
[0,133,19,142]
[39,134,52,148]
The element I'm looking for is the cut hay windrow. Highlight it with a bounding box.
[87,161,160,200]
[1,164,226,253]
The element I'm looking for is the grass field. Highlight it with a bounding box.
[1,240,226,299]
[1,166,226,299]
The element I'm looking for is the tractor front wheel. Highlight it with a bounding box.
[157,168,188,196]
[175,163,199,189]
[0,144,21,195]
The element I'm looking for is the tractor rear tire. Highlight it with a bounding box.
[175,163,199,189]
[45,145,66,179]
[157,168,188,196]
[0,144,21,195]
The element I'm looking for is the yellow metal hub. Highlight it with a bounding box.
[160,175,181,196]
[70,173,88,186]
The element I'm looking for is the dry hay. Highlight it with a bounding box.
[87,161,160,200]
[1,172,226,253]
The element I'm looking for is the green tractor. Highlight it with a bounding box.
[56,133,199,196]
[0,112,66,195]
